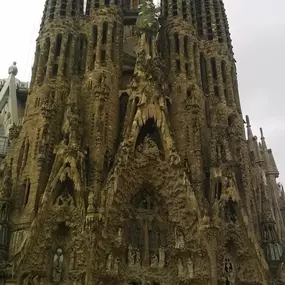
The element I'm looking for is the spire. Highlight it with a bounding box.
[260,127,279,177]
[245,115,254,152]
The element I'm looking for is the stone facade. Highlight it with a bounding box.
[0,0,285,284]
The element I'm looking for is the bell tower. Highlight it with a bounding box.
[1,0,285,284]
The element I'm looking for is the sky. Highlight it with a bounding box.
[0,0,284,181]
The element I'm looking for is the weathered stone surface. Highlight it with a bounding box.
[0,0,284,284]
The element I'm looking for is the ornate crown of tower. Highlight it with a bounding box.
[1,0,285,284]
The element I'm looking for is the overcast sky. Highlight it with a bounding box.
[0,0,284,181]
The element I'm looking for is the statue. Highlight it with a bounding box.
[150,253,158,267]
[8,62,18,76]
[113,257,119,273]
[117,228,123,244]
[69,248,76,270]
[128,245,135,266]
[175,229,185,249]
[178,258,184,278]
[262,170,267,186]
[106,253,113,272]
[135,249,141,266]
[186,258,194,279]
[52,248,64,283]
[158,247,165,268]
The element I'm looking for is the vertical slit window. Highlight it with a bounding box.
[184,36,189,58]
[221,60,227,84]
[64,34,73,76]
[101,49,106,63]
[91,25,98,69]
[74,35,87,75]
[175,60,181,73]
[195,0,203,37]
[200,53,209,95]
[182,0,187,19]
[49,0,57,20]
[24,180,31,206]
[71,0,77,16]
[185,63,190,77]
[39,38,51,82]
[105,0,110,6]
[102,22,108,44]
[111,23,117,62]
[211,58,217,81]
[95,0,99,8]
[174,33,180,54]
[172,0,178,16]
[193,43,198,80]
[52,34,62,76]
[60,0,67,16]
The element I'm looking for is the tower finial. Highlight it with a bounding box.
[246,115,251,127]
[260,127,265,140]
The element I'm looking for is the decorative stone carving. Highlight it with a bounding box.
[175,228,185,249]
[128,245,135,266]
[186,258,194,279]
[177,258,184,278]
[106,253,113,272]
[150,253,158,267]
[117,228,123,244]
[158,247,165,268]
[52,248,64,283]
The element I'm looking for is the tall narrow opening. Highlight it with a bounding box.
[95,0,99,8]
[49,0,57,20]
[184,36,189,59]
[71,0,77,16]
[174,33,180,54]
[60,0,68,16]
[119,92,129,143]
[102,22,108,45]
[211,58,217,81]
[172,0,178,16]
[52,34,63,76]
[111,22,117,62]
[182,0,187,19]
[63,34,73,76]
[73,34,88,75]
[39,37,51,82]
[200,53,209,95]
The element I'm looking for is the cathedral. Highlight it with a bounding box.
[1,0,285,284]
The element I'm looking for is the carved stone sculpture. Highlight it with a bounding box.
[52,248,64,283]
